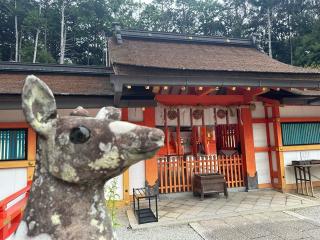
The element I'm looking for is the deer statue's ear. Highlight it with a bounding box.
[22,75,57,136]
[96,107,121,121]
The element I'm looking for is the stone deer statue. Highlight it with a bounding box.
[13,75,164,240]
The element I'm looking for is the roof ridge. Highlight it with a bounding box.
[117,29,253,47]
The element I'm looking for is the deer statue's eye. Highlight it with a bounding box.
[70,126,91,144]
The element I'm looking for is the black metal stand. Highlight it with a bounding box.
[133,187,158,224]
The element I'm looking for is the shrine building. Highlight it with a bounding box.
[1,26,320,238]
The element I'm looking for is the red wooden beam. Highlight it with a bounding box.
[257,96,280,105]
[244,88,268,103]
[155,95,244,106]
[280,117,320,123]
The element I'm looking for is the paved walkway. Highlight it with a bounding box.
[116,206,320,240]
[126,190,319,229]
[191,210,320,240]
[115,190,320,240]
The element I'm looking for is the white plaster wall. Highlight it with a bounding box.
[128,108,144,122]
[268,123,275,146]
[251,102,265,119]
[253,123,267,148]
[179,107,191,126]
[129,161,145,194]
[155,105,165,126]
[0,168,27,202]
[284,150,320,184]
[255,152,271,184]
[280,106,320,118]
[267,106,272,119]
[105,174,123,200]
[271,151,277,172]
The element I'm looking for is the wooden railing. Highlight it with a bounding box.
[0,184,31,240]
[158,155,244,194]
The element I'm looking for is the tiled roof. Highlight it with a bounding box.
[109,30,320,74]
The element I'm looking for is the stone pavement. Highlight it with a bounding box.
[115,190,320,240]
[190,210,320,240]
[126,190,319,229]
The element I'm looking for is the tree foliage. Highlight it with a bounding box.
[0,0,319,67]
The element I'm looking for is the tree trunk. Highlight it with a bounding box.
[267,7,272,58]
[18,29,22,62]
[33,5,42,63]
[14,0,19,62]
[59,0,65,64]
[44,27,47,52]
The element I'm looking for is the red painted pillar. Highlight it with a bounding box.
[240,107,257,190]
[144,107,158,186]
[272,105,286,191]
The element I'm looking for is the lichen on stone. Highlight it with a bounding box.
[60,163,79,182]
[51,213,61,226]
[88,144,120,170]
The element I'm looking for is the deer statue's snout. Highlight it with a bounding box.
[149,128,164,143]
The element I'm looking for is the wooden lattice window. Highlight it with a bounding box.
[0,129,28,161]
[281,122,320,146]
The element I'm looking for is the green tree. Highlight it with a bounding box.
[196,0,225,36]
[294,20,320,67]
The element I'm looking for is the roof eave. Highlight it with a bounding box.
[111,73,320,89]
[0,62,113,76]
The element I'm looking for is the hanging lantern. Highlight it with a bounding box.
[217,109,226,119]
[192,109,203,120]
[167,109,178,120]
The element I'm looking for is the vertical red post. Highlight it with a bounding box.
[239,107,257,190]
[272,105,286,191]
[176,108,181,156]
[121,108,130,204]
[264,106,274,186]
[144,107,158,186]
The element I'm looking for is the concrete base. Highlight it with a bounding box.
[247,171,258,190]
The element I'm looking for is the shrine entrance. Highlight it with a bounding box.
[156,106,245,194]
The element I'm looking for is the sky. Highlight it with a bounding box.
[137,0,152,3]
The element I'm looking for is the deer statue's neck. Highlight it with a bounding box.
[18,155,114,240]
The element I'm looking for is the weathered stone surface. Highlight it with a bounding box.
[13,75,164,240]
[70,106,90,117]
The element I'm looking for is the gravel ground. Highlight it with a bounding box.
[114,206,202,240]
[115,224,203,240]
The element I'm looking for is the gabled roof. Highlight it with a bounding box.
[109,30,320,74]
